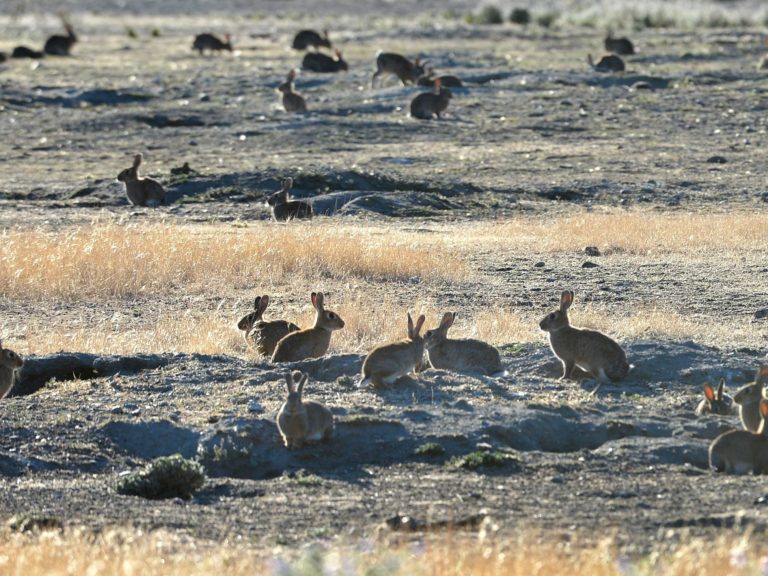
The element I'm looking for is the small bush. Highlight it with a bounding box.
[116,454,206,500]
[468,5,504,25]
[450,451,515,470]
[414,442,446,456]
[509,8,531,25]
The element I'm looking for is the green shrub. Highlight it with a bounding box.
[116,454,205,500]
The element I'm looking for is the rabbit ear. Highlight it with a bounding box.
[335,49,342,58]
[717,378,725,400]
[440,312,455,329]
[761,399,768,419]
[759,365,768,380]
[296,372,307,394]
[313,292,325,310]
[253,296,261,311]
[285,371,295,393]
[259,295,270,313]
[0,339,3,350]
[703,383,715,402]
[434,78,442,91]
[414,314,426,336]
[407,312,414,338]
[225,33,231,42]
[560,291,574,312]
[287,69,296,81]
[414,57,421,65]
[323,29,329,39]
[133,154,143,168]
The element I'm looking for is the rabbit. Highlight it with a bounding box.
[192,33,232,55]
[604,32,635,55]
[238,295,300,357]
[588,53,625,73]
[292,29,332,51]
[267,177,313,221]
[302,49,348,73]
[272,292,344,362]
[117,153,166,207]
[359,313,426,388]
[695,378,736,416]
[371,52,426,87]
[0,340,24,399]
[733,365,768,432]
[423,312,503,376]
[12,46,45,59]
[417,68,463,88]
[709,399,768,474]
[276,370,334,449]
[410,78,452,120]
[44,17,77,56]
[277,70,307,113]
[539,290,630,386]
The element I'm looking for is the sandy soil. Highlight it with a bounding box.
[1,1,768,553]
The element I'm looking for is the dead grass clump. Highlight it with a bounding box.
[0,529,766,576]
[0,223,464,300]
[467,212,768,255]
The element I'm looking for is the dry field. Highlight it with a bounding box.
[2,0,768,574]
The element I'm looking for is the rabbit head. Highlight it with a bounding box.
[311,292,345,330]
[267,178,293,206]
[697,378,734,416]
[539,290,573,332]
[0,340,23,370]
[117,154,142,182]
[424,312,455,349]
[238,295,269,331]
[334,49,349,71]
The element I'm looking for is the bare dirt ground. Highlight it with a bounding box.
[2,0,768,556]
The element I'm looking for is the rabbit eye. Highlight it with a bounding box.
[328,313,336,319]
[549,313,557,320]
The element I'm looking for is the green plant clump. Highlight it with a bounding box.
[116,454,206,500]
[414,442,446,456]
[450,451,514,470]
[468,5,504,25]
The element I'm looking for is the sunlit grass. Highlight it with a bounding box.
[0,528,766,576]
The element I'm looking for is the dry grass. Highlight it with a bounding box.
[0,222,464,300]
[0,528,766,576]
[457,212,768,256]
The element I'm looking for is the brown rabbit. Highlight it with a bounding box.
[410,78,452,120]
[709,399,768,474]
[302,49,348,73]
[604,32,634,55]
[359,313,426,388]
[276,370,334,449]
[277,70,307,113]
[695,378,736,416]
[417,68,463,88]
[44,16,77,56]
[267,178,313,221]
[733,365,768,432]
[0,340,24,399]
[117,153,166,207]
[238,295,300,357]
[539,290,629,385]
[192,33,232,55]
[423,312,503,376]
[272,292,344,362]
[292,29,332,51]
[588,53,625,73]
[371,52,426,87]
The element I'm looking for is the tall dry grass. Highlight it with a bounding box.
[458,212,768,255]
[0,528,765,576]
[0,222,464,300]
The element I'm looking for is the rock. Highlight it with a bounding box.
[706,156,727,164]
[753,308,768,320]
[247,400,264,414]
[582,261,599,268]
[584,246,601,257]
[534,261,545,268]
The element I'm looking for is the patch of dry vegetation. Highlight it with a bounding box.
[460,212,768,255]
[0,223,464,300]
[0,528,765,576]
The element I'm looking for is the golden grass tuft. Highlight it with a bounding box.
[462,212,768,255]
[0,528,765,576]
[0,222,464,300]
